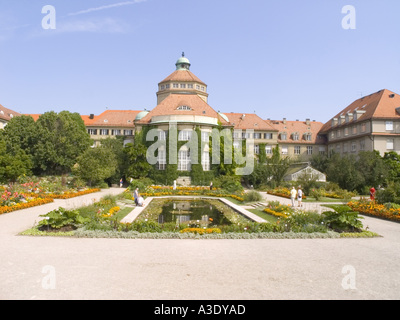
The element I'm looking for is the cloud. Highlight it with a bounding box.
[56,18,129,34]
[67,0,147,17]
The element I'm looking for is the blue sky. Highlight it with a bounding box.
[0,0,399,123]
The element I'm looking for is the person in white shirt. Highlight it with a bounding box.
[297,186,303,207]
[290,187,297,207]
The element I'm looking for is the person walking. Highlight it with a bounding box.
[134,188,139,206]
[210,182,213,190]
[370,187,376,201]
[297,186,303,207]
[120,178,123,188]
[290,186,297,207]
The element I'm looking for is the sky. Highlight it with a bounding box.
[0,0,399,124]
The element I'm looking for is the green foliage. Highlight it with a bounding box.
[129,178,153,192]
[375,182,400,204]
[0,135,33,183]
[33,111,93,175]
[124,142,152,179]
[213,175,243,193]
[284,211,326,233]
[73,146,117,186]
[243,190,263,202]
[38,207,89,230]
[266,145,291,187]
[322,205,364,232]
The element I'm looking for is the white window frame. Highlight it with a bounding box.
[386,121,394,131]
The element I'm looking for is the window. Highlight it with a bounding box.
[177,105,191,111]
[112,129,121,136]
[264,133,273,139]
[344,128,349,136]
[178,149,191,171]
[360,140,365,151]
[294,146,301,155]
[196,85,200,90]
[233,141,240,149]
[158,150,166,170]
[351,142,357,152]
[386,121,394,131]
[304,133,312,141]
[352,126,357,134]
[292,133,299,141]
[158,130,166,141]
[178,130,192,141]
[254,133,262,139]
[254,145,260,154]
[281,146,288,155]
[100,129,109,136]
[165,84,170,89]
[307,146,313,155]
[387,139,394,150]
[343,143,348,153]
[88,129,97,135]
[201,151,210,171]
[160,85,165,90]
[173,83,179,88]
[188,84,193,89]
[124,130,133,136]
[361,123,366,132]
[280,133,287,140]
[265,145,272,154]
[319,146,325,155]
[336,130,341,138]
[201,131,209,142]
[180,84,186,89]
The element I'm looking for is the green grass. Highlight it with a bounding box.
[248,208,279,223]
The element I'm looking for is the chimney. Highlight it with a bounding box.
[89,114,95,119]
[283,118,286,124]
[306,118,310,125]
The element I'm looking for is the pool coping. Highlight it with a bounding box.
[120,196,267,224]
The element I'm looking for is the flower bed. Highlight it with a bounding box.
[347,201,400,222]
[267,187,306,199]
[49,188,101,199]
[133,186,244,202]
[0,197,54,215]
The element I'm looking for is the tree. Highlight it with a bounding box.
[2,115,37,157]
[0,134,32,183]
[383,151,400,183]
[356,151,388,188]
[124,142,152,179]
[73,147,117,186]
[33,111,93,175]
[325,154,363,191]
[100,137,129,184]
[266,146,291,187]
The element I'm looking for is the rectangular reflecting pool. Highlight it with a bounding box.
[136,198,251,227]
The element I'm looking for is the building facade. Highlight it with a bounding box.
[2,55,400,169]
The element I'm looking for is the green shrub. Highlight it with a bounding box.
[38,207,89,230]
[322,205,364,232]
[243,190,263,202]
[213,175,243,193]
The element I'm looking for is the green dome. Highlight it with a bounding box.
[176,52,191,70]
[135,111,150,121]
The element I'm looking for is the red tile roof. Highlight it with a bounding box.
[266,119,326,144]
[320,89,400,133]
[159,70,206,85]
[82,110,141,127]
[0,104,21,121]
[136,94,230,125]
[225,113,278,131]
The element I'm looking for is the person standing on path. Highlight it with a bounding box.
[297,186,303,207]
[134,188,139,206]
[290,186,297,207]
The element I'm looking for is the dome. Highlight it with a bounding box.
[135,111,150,121]
[219,113,229,123]
[175,52,191,70]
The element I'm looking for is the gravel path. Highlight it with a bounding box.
[1,188,399,300]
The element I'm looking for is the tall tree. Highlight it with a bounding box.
[33,111,92,175]
[73,146,117,186]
